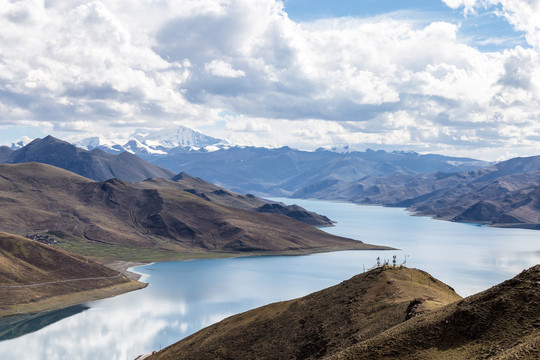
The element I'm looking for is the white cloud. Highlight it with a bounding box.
[442,0,481,13]
[205,60,246,78]
[0,0,539,160]
[225,117,271,133]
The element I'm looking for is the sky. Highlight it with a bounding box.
[0,0,539,160]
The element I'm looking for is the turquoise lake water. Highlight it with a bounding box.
[0,198,538,359]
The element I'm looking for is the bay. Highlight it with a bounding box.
[0,199,538,359]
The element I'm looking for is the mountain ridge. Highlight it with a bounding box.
[0,135,347,227]
[72,126,225,159]
[330,264,540,360]
[139,173,334,227]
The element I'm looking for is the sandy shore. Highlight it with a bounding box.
[102,260,149,281]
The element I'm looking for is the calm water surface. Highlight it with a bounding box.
[0,199,538,359]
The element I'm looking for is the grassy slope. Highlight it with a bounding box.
[0,163,389,263]
[148,267,461,360]
[330,265,540,360]
[0,232,145,316]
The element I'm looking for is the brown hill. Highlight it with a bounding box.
[0,231,143,316]
[1,135,174,182]
[147,267,461,360]
[0,163,386,262]
[331,265,540,360]
[140,172,333,226]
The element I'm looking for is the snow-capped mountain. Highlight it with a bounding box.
[131,126,222,149]
[122,138,168,156]
[10,136,32,150]
[74,136,125,153]
[73,126,227,159]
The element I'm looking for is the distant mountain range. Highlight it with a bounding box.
[52,127,489,196]
[5,128,490,197]
[301,155,540,229]
[149,146,490,196]
[147,265,540,360]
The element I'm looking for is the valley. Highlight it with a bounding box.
[298,155,540,230]
[1,133,538,317]
[0,156,388,319]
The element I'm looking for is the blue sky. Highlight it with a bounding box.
[284,0,528,52]
[285,0,453,18]
[0,0,539,160]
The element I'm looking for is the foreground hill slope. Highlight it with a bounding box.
[331,265,540,360]
[148,267,461,360]
[0,136,174,182]
[0,232,143,316]
[0,163,385,262]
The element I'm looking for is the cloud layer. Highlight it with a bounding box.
[0,0,539,159]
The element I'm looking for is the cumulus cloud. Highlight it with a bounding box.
[205,60,246,78]
[0,0,198,126]
[225,117,271,133]
[0,0,539,159]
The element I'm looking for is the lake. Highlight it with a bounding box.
[0,198,538,359]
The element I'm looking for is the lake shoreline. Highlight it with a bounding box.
[102,260,149,281]
[0,280,147,318]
